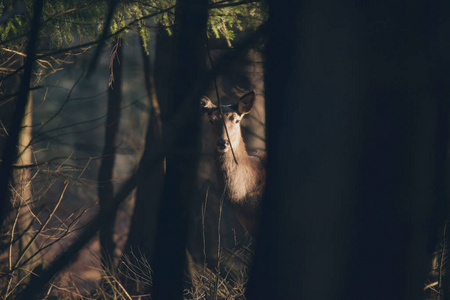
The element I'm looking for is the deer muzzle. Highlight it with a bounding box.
[216,139,230,152]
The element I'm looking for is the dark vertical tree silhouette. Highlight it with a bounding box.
[153,24,173,121]
[437,222,450,300]
[0,0,44,241]
[150,0,209,298]
[246,0,296,298]
[86,0,119,75]
[343,3,446,299]
[98,38,123,268]
[249,1,447,300]
[425,67,450,300]
[429,5,450,298]
[121,35,164,292]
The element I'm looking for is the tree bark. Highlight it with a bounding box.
[14,94,40,281]
[248,1,447,299]
[98,38,123,268]
[121,35,164,292]
[150,0,208,298]
[0,0,44,247]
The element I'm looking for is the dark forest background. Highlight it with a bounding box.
[1,1,450,299]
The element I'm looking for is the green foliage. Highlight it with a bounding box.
[0,0,266,57]
[208,0,266,46]
[1,1,106,48]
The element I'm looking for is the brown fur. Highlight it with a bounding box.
[201,91,265,236]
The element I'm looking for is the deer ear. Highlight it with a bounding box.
[200,96,215,112]
[237,91,255,115]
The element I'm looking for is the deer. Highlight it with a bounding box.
[200,91,266,236]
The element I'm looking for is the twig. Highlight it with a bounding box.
[4,205,22,296]
[210,0,261,9]
[86,0,119,75]
[202,186,210,272]
[13,180,69,269]
[439,221,448,299]
[213,187,226,300]
[206,40,239,165]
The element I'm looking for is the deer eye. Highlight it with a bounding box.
[229,115,234,122]
[235,119,240,124]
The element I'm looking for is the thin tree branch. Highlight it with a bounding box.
[206,41,239,165]
[12,181,68,269]
[210,0,261,9]
[0,7,176,83]
[16,169,140,300]
[86,0,119,75]
[98,37,123,267]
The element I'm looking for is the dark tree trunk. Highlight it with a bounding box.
[150,0,208,298]
[248,1,448,300]
[438,222,450,300]
[98,38,123,267]
[121,35,164,292]
[153,24,173,121]
[431,8,450,299]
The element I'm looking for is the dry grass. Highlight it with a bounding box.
[21,246,251,300]
[184,264,248,300]
[0,179,252,299]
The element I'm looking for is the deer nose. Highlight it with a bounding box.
[216,139,229,149]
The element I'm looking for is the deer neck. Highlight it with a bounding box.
[216,136,257,202]
[216,137,248,171]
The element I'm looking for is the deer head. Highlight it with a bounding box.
[201,91,255,153]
